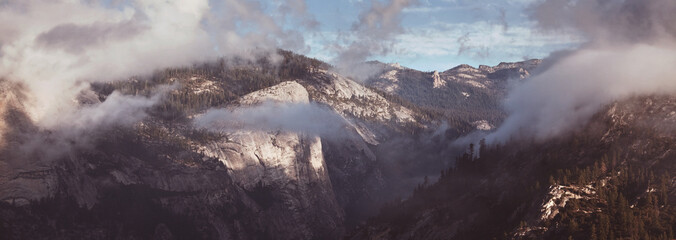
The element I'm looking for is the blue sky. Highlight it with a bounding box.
[298,0,582,71]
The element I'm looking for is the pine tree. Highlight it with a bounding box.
[590,224,598,240]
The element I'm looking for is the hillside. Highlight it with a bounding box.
[8,50,666,240]
[364,59,540,131]
[349,95,676,239]
[0,51,517,239]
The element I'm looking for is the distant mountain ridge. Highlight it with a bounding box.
[365,59,541,132]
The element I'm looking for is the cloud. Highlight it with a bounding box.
[456,32,472,56]
[487,0,676,143]
[0,0,312,133]
[332,0,418,81]
[194,101,349,138]
[529,0,676,43]
[35,18,147,54]
[497,7,508,32]
[0,0,319,160]
[380,21,580,69]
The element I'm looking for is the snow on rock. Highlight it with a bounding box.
[461,92,470,98]
[540,185,596,221]
[472,120,494,131]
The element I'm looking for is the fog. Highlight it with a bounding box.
[487,0,676,143]
[0,0,311,132]
[194,101,349,138]
[332,0,418,81]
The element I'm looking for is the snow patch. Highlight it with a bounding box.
[540,185,596,221]
[472,120,493,131]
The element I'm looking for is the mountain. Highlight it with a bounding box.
[7,50,670,240]
[0,51,464,239]
[364,59,540,132]
[349,95,676,239]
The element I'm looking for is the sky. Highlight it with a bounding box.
[298,0,582,71]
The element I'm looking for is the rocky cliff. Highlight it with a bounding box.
[197,81,344,238]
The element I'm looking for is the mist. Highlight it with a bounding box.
[0,0,313,151]
[0,0,311,125]
[332,0,418,81]
[194,101,349,138]
[487,0,676,143]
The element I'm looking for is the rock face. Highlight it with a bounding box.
[0,81,57,207]
[304,69,418,125]
[238,81,309,105]
[432,70,445,88]
[0,80,344,240]
[198,81,344,239]
[297,69,428,226]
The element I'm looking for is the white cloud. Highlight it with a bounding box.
[390,21,582,65]
[0,0,312,130]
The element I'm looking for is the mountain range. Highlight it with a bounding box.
[0,51,673,239]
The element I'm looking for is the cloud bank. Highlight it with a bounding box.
[487,0,676,143]
[0,0,312,131]
[194,102,348,137]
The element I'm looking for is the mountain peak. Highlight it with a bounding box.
[447,64,477,72]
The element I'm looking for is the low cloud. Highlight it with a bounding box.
[194,102,348,138]
[0,0,314,154]
[487,0,676,143]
